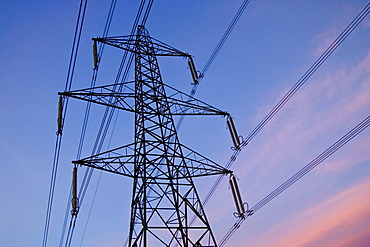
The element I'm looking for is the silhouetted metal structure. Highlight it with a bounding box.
[60,25,233,246]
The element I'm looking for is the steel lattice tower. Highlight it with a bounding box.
[61,25,231,247]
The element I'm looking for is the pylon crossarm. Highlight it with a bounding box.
[59,81,227,116]
[58,81,136,112]
[61,91,136,112]
[73,159,135,178]
[71,142,231,179]
[94,36,189,57]
[73,157,230,179]
[72,143,136,178]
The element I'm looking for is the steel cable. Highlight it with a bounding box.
[59,0,119,246]
[218,115,370,246]
[178,0,253,235]
[42,135,63,247]
[201,0,370,214]
[201,0,251,77]
[42,0,88,246]
[176,0,251,130]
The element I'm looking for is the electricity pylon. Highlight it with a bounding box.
[60,25,231,247]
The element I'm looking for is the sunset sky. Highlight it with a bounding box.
[1,0,369,246]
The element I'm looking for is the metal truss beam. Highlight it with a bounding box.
[59,81,228,116]
[93,30,189,57]
[73,142,232,179]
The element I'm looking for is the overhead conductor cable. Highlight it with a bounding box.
[42,0,88,246]
[201,0,370,220]
[219,115,370,246]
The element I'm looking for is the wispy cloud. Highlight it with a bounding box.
[244,176,370,247]
[363,18,370,28]
[248,49,370,173]
[311,28,340,57]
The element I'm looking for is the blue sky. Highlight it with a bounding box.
[1,1,369,246]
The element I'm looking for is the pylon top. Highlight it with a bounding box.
[93,26,189,57]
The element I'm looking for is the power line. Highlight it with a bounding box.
[59,0,120,245]
[42,0,88,246]
[219,115,370,246]
[201,0,370,213]
[174,2,253,234]
[201,0,251,78]
[42,135,63,247]
[176,0,251,138]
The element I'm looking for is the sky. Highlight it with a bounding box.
[0,0,369,246]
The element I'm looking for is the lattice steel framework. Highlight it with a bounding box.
[60,25,231,247]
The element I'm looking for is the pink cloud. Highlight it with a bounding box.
[363,18,370,28]
[248,49,370,171]
[243,177,370,247]
[317,135,370,173]
[337,227,370,247]
[312,13,370,58]
[312,28,339,57]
